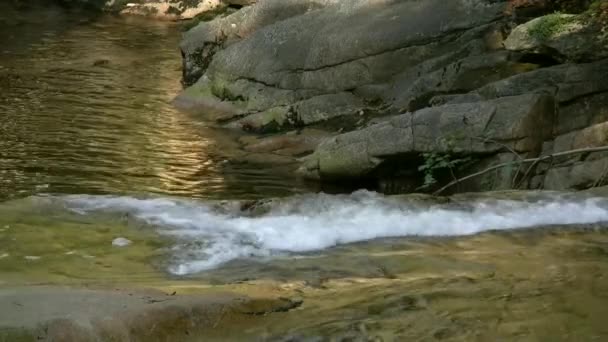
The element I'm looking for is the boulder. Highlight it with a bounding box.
[226,92,366,132]
[388,51,539,112]
[544,155,608,190]
[455,153,523,192]
[180,0,339,85]
[548,122,608,159]
[205,0,505,98]
[299,94,554,180]
[504,12,608,62]
[175,0,608,194]
[473,58,608,103]
[240,128,333,156]
[172,77,246,122]
[177,0,509,127]
[556,92,608,135]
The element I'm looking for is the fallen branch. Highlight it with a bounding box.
[433,146,608,195]
[473,137,523,161]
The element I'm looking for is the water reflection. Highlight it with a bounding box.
[0,8,309,200]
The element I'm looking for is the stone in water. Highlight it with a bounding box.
[112,237,132,247]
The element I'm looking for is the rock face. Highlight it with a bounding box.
[176,0,508,122]
[178,0,608,193]
[180,0,342,85]
[299,94,554,180]
[504,13,608,62]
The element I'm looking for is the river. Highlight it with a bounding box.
[0,6,310,202]
[2,5,608,341]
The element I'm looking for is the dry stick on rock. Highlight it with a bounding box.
[470,137,524,187]
[472,137,523,161]
[433,146,608,195]
[593,163,608,188]
[514,156,546,189]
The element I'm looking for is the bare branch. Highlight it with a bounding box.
[433,146,608,195]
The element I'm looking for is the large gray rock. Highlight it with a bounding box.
[226,92,365,132]
[299,94,554,180]
[556,92,608,135]
[206,0,504,97]
[504,13,608,62]
[548,122,608,156]
[180,0,340,85]
[240,128,333,156]
[388,51,538,112]
[173,0,608,195]
[472,58,608,103]
[177,0,509,128]
[544,155,608,190]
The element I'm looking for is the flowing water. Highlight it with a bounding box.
[0,5,309,202]
[2,5,608,341]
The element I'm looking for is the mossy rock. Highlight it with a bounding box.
[528,13,580,40]
[505,12,608,62]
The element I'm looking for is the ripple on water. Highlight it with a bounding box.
[0,11,309,201]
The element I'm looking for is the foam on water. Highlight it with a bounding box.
[62,191,608,275]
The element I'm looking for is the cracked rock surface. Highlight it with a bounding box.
[177,0,608,193]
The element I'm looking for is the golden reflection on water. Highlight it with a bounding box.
[0,10,307,200]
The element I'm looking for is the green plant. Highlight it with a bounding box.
[418,152,471,189]
[528,12,578,40]
[585,0,608,37]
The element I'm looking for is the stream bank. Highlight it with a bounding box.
[177,0,608,195]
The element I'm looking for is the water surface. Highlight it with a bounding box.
[2,7,608,340]
[0,7,309,201]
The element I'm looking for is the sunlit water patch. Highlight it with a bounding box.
[63,191,608,275]
[0,9,310,201]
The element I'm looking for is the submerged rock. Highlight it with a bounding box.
[0,287,246,341]
[112,237,133,247]
[23,256,41,261]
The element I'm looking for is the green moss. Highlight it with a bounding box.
[528,13,579,40]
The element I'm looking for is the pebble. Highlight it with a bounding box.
[112,237,133,247]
